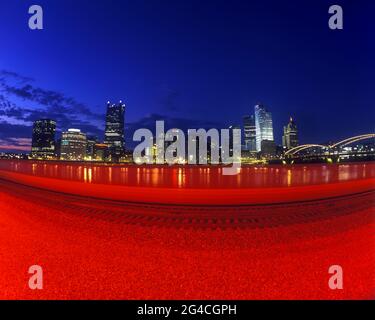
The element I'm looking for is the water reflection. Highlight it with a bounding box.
[1,160,374,189]
[83,167,92,183]
[177,168,184,188]
[287,169,292,187]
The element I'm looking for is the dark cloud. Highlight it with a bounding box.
[0,136,32,152]
[125,113,224,148]
[0,70,107,151]
[0,121,32,139]
[0,70,225,152]
[0,121,33,152]
[1,82,103,121]
[126,113,222,132]
[0,69,104,131]
[0,70,34,84]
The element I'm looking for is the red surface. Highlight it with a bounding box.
[0,160,374,299]
[0,160,374,205]
[1,160,374,188]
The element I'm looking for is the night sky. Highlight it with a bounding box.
[0,0,374,151]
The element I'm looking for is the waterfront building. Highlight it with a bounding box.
[228,125,241,157]
[93,143,109,161]
[31,119,56,159]
[243,115,256,152]
[60,129,87,161]
[86,135,99,160]
[261,140,276,158]
[254,104,274,152]
[104,101,125,161]
[282,117,299,150]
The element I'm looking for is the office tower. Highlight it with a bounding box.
[260,140,276,157]
[243,115,256,152]
[282,117,299,150]
[86,135,98,160]
[55,138,61,159]
[93,143,109,161]
[228,125,241,157]
[60,129,87,161]
[31,119,56,159]
[254,104,274,152]
[104,101,125,161]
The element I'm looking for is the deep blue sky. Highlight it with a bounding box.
[0,0,374,151]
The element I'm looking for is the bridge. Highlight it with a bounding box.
[283,134,375,160]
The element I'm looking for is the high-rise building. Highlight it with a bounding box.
[254,104,274,152]
[282,117,299,150]
[93,143,109,161]
[260,140,276,157]
[31,119,56,159]
[104,101,125,161]
[86,135,98,160]
[228,125,241,157]
[55,138,61,159]
[60,129,87,161]
[243,115,256,152]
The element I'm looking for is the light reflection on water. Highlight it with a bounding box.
[1,160,374,189]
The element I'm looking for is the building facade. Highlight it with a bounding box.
[243,115,256,152]
[228,125,241,158]
[104,101,125,161]
[93,143,109,161]
[260,140,276,157]
[31,119,56,159]
[254,104,274,152]
[86,135,98,160]
[282,117,298,150]
[60,129,87,161]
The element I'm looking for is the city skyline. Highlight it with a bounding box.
[0,2,374,302]
[3,98,374,157]
[0,0,374,152]
[24,100,374,164]
[30,100,292,154]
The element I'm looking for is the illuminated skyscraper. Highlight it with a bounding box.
[243,115,256,152]
[31,119,56,159]
[60,129,87,161]
[282,117,298,150]
[228,125,241,157]
[254,104,274,152]
[104,101,125,161]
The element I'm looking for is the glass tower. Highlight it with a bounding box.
[282,117,298,150]
[31,119,56,159]
[104,101,125,161]
[254,104,274,152]
[243,115,256,152]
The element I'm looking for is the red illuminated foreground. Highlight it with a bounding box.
[0,160,374,299]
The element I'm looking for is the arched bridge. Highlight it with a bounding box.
[284,134,375,156]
